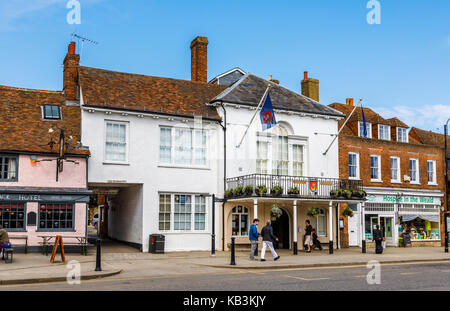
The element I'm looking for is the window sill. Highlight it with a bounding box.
[0,180,18,183]
[370,180,383,183]
[36,229,76,233]
[103,161,130,166]
[158,164,210,171]
[428,183,438,186]
[157,231,210,234]
[391,180,402,184]
[410,182,421,185]
[349,177,361,181]
[5,229,26,233]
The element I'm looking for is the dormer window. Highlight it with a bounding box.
[397,127,408,143]
[42,105,61,120]
[358,121,372,138]
[378,124,390,141]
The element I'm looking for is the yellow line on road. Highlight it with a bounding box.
[286,275,329,281]
[400,272,419,275]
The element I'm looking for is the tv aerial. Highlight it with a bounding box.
[71,33,99,60]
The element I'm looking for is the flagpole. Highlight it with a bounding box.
[236,84,271,148]
[322,98,363,156]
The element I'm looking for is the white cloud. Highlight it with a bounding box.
[377,104,450,132]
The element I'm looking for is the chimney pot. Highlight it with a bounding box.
[304,71,308,80]
[346,98,354,106]
[68,41,76,54]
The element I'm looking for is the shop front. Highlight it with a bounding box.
[359,189,444,247]
[0,188,91,252]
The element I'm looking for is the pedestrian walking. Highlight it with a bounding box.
[304,220,313,253]
[249,218,260,260]
[373,225,384,254]
[260,220,280,262]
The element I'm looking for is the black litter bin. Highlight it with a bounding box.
[149,234,165,254]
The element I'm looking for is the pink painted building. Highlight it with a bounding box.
[0,84,91,252]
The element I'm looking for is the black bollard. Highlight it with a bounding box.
[329,241,333,254]
[293,242,298,255]
[95,238,102,271]
[230,237,236,266]
[362,240,366,254]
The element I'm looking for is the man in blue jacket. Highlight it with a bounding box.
[249,218,260,260]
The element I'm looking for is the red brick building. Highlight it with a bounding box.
[330,99,446,248]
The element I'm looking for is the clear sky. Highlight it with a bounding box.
[1,0,449,132]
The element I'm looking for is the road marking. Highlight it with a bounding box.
[286,275,329,281]
[354,275,366,278]
[400,272,419,275]
[442,270,450,273]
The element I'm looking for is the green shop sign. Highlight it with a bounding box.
[367,195,436,204]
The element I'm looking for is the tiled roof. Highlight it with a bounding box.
[410,127,449,147]
[213,74,344,118]
[78,66,227,121]
[0,85,88,155]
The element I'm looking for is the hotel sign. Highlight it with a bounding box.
[0,193,90,203]
[367,194,439,205]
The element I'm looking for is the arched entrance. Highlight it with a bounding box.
[271,208,290,249]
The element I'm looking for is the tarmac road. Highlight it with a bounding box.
[3,261,450,291]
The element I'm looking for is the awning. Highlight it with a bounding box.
[401,215,440,223]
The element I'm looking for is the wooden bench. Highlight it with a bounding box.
[2,248,13,263]
[9,235,28,254]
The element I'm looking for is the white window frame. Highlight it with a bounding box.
[256,131,308,177]
[427,160,437,185]
[313,209,327,237]
[159,126,209,169]
[348,152,360,180]
[409,158,420,184]
[158,193,208,233]
[378,124,391,141]
[231,206,250,237]
[397,127,409,143]
[390,156,401,183]
[370,155,382,182]
[358,121,372,138]
[104,120,129,164]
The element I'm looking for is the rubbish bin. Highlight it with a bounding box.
[149,234,165,254]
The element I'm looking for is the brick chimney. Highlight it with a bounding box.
[346,98,354,106]
[301,71,319,102]
[63,41,80,101]
[190,36,208,83]
[268,75,280,85]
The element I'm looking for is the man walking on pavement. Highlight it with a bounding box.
[260,220,280,262]
[249,218,260,260]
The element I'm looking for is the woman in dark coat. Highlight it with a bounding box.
[373,225,384,254]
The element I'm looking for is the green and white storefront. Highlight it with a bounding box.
[348,187,444,247]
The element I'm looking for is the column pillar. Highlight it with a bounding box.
[293,200,298,255]
[329,201,333,254]
[394,202,399,247]
[253,199,258,219]
[361,202,366,253]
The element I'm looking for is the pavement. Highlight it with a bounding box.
[1,242,450,286]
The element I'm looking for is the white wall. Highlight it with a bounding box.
[81,108,220,252]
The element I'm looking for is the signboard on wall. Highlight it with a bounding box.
[366,194,441,205]
[0,193,90,203]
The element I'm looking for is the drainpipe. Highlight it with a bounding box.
[218,102,227,251]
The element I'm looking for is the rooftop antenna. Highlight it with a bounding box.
[71,33,99,61]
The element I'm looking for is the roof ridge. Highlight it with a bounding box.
[0,85,62,94]
[79,66,224,88]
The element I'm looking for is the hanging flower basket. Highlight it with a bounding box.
[307,207,320,218]
[271,205,283,220]
[342,207,354,218]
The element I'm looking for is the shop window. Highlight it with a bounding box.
[159,194,171,231]
[0,203,25,230]
[400,215,440,241]
[0,155,18,182]
[42,105,61,120]
[232,206,249,236]
[39,203,73,230]
[365,215,379,242]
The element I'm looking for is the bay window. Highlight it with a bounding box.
[159,127,207,167]
[105,121,128,163]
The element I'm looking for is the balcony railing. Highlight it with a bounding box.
[226,174,364,200]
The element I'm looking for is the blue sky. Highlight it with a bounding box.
[0,0,449,132]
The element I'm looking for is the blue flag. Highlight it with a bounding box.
[260,93,277,131]
[361,105,368,138]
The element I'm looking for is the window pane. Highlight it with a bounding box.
[174,129,192,165]
[105,122,127,162]
[0,157,17,180]
[38,203,73,230]
[160,128,172,164]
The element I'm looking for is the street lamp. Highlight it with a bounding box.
[444,119,450,253]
